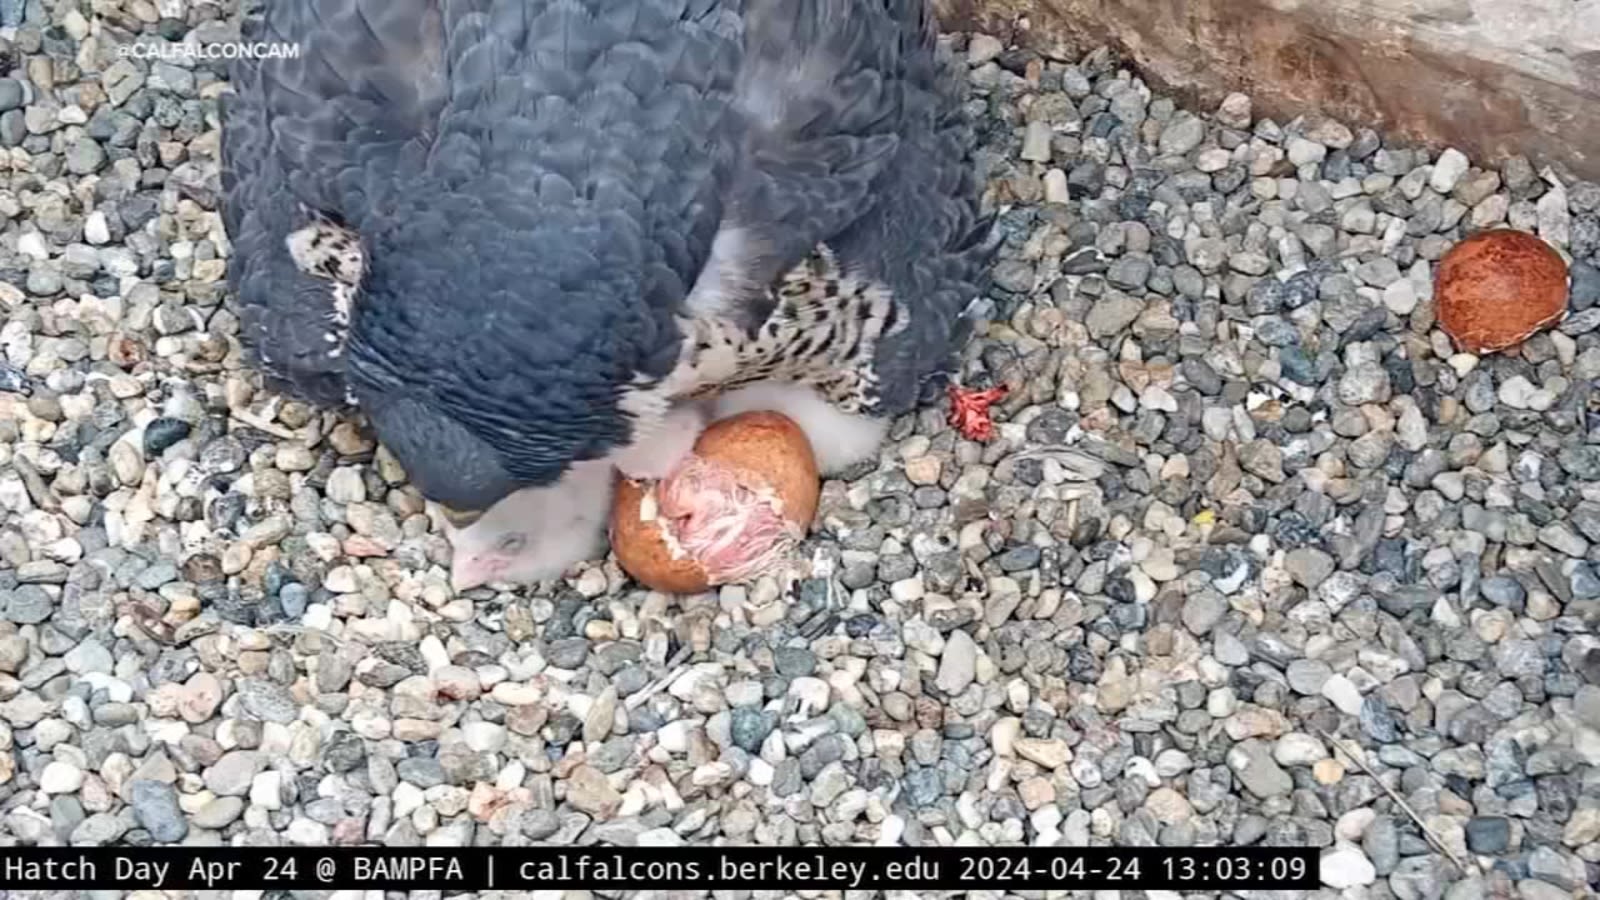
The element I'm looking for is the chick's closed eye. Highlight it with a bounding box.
[448,459,615,591]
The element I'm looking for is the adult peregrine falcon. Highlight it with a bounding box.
[221,0,996,589]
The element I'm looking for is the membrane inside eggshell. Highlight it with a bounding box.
[648,456,801,585]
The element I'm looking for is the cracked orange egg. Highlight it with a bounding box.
[610,411,820,594]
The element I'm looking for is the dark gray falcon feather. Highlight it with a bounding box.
[664,0,996,421]
[221,0,994,523]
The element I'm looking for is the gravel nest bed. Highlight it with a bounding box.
[2,4,1600,900]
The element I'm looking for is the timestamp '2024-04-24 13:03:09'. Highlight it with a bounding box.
[0,846,1323,891]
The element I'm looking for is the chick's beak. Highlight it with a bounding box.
[450,551,499,593]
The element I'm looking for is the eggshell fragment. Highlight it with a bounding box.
[1436,228,1569,354]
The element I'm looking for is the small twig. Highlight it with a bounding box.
[230,410,300,440]
[119,600,177,646]
[624,644,693,710]
[259,623,347,646]
[1320,730,1471,872]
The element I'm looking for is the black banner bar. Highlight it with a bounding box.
[0,846,1319,891]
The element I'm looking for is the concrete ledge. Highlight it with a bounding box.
[936,0,1600,181]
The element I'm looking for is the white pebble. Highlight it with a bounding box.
[286,818,329,846]
[788,676,831,715]
[392,781,424,818]
[1497,375,1537,409]
[1286,137,1326,167]
[460,722,506,753]
[1320,842,1377,888]
[889,576,924,603]
[1428,148,1470,193]
[324,467,366,503]
[84,211,111,245]
[419,635,451,673]
[250,771,283,810]
[1273,733,1329,766]
[17,231,49,261]
[1321,674,1364,716]
[575,567,609,598]
[38,761,83,794]
[1042,169,1070,205]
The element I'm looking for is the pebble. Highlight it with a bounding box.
[936,629,978,695]
[1287,137,1327,167]
[1228,742,1292,798]
[1285,548,1335,589]
[1430,148,1471,193]
[566,766,622,819]
[1014,738,1071,770]
[1273,733,1327,766]
[1321,843,1378,888]
[1287,659,1333,695]
[1322,675,1365,716]
[129,781,187,843]
[39,761,84,794]
[1465,816,1510,854]
[204,752,261,797]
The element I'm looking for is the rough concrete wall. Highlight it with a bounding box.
[935,0,1600,181]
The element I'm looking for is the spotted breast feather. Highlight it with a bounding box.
[675,244,903,413]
